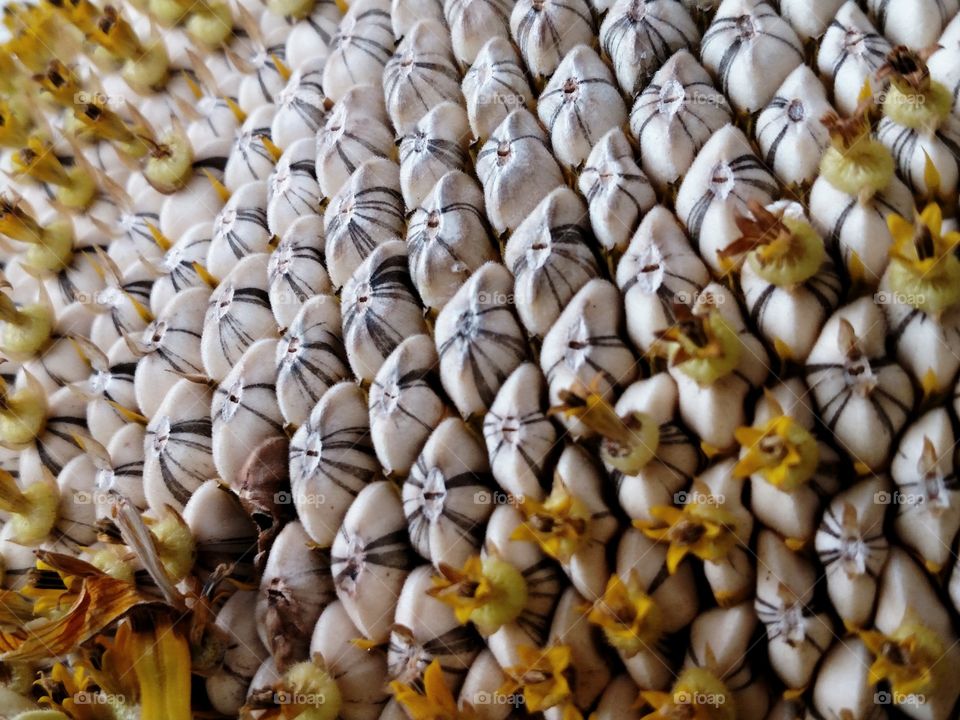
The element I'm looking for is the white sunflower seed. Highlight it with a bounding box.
[739,202,841,362]
[616,205,710,354]
[553,445,618,599]
[324,159,405,290]
[537,45,627,168]
[277,294,350,427]
[611,374,698,523]
[224,105,282,193]
[315,84,395,199]
[89,260,153,352]
[341,240,427,382]
[616,528,699,633]
[389,565,482,686]
[158,174,226,242]
[671,285,769,451]
[601,0,699,97]
[331,480,415,642]
[805,298,914,472]
[435,262,529,417]
[212,338,285,488]
[879,270,960,396]
[22,303,94,394]
[391,0,445,39]
[690,459,756,604]
[237,29,291,113]
[134,286,208,418]
[285,1,342,69]
[383,19,462,136]
[509,0,595,79]
[148,222,212,316]
[629,50,732,191]
[407,170,495,310]
[289,380,379,546]
[504,186,599,337]
[746,379,840,545]
[548,587,611,709]
[201,253,279,382]
[369,333,446,476]
[866,0,955,48]
[475,109,564,235]
[816,2,891,115]
[323,0,396,102]
[483,362,555,503]
[143,378,216,512]
[755,531,833,690]
[206,591,270,716]
[268,214,332,330]
[84,337,140,446]
[685,604,767,717]
[675,124,778,273]
[461,37,534,141]
[577,128,656,253]
[444,0,514,65]
[593,676,643,720]
[271,57,330,150]
[182,478,258,579]
[890,408,958,571]
[754,65,833,188]
[811,639,875,720]
[267,138,322,238]
[399,103,471,212]
[483,505,565,668]
[457,650,510,720]
[310,600,391,720]
[779,0,843,39]
[808,168,913,287]
[208,180,273,281]
[814,476,889,628]
[403,417,494,567]
[877,114,960,202]
[701,0,803,113]
[540,279,638,436]
[257,520,335,668]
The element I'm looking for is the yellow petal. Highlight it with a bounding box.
[733,426,764,447]
[666,544,689,574]
[732,453,766,479]
[0,576,148,661]
[424,659,456,711]
[922,152,941,197]
[919,203,942,239]
[130,616,192,720]
[887,214,915,245]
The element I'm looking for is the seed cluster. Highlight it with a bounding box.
[0,0,959,719]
